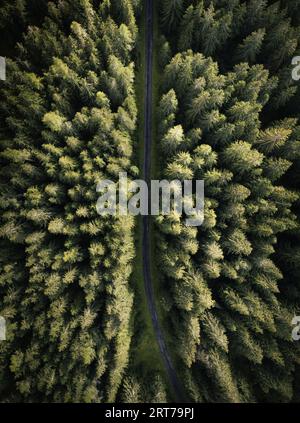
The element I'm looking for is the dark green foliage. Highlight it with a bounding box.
[121,373,167,403]
[0,0,49,56]
[156,51,300,402]
[1,0,300,405]
[163,0,300,111]
[156,0,300,403]
[161,0,184,32]
[0,0,140,402]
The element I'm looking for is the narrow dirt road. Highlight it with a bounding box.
[142,0,186,403]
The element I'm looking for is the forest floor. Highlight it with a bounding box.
[127,0,167,386]
[124,0,187,403]
[141,0,187,402]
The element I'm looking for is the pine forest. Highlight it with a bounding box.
[0,0,300,404]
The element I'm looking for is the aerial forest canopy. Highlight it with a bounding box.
[158,0,300,402]
[0,0,300,404]
[157,51,299,402]
[0,0,141,402]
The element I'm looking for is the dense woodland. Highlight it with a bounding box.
[0,0,300,403]
[157,0,300,402]
[0,0,142,402]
